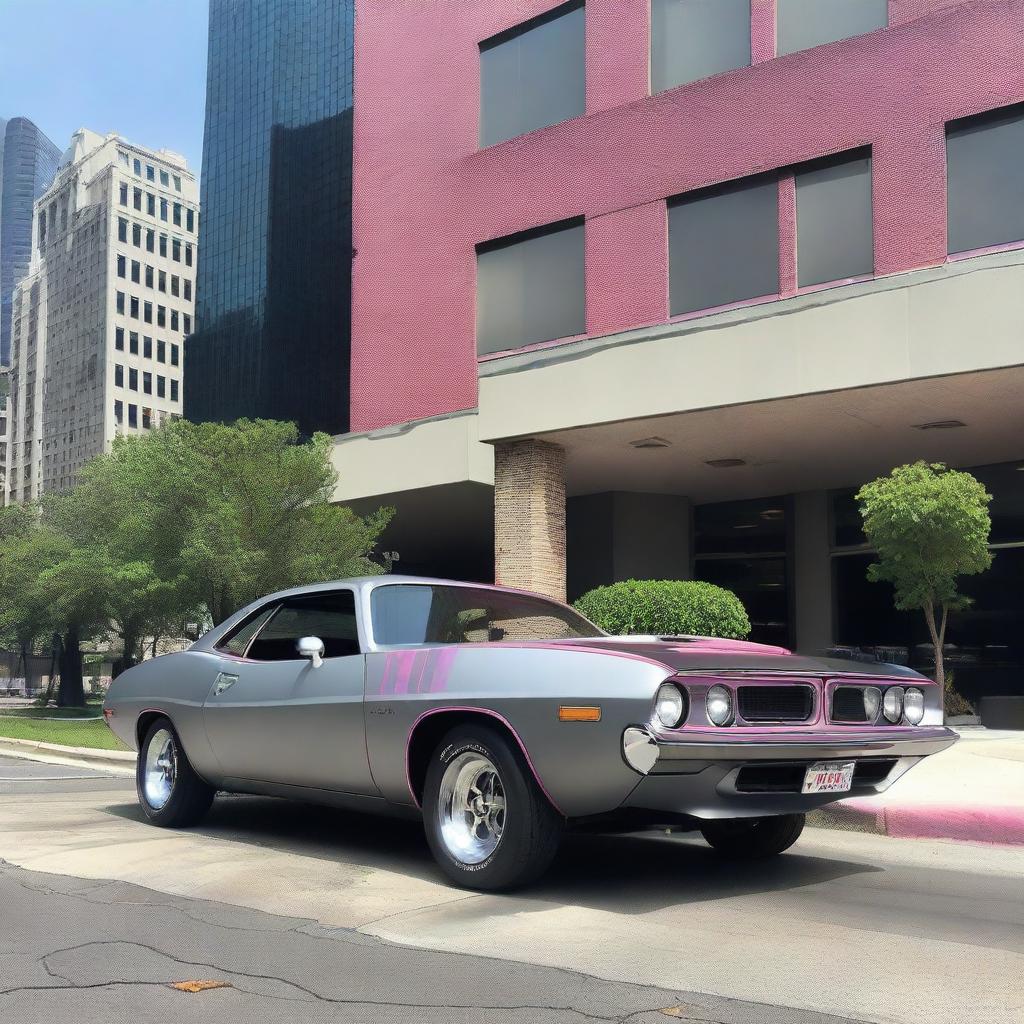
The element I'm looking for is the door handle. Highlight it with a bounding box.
[213,672,238,696]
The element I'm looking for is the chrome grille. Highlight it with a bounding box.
[737,685,814,723]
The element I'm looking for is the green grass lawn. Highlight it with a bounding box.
[0,706,103,719]
[0,715,130,751]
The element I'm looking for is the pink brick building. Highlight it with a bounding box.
[334,1,1024,707]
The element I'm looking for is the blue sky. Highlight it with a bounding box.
[0,0,209,174]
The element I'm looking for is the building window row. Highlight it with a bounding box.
[477,104,1024,354]
[113,363,180,403]
[118,183,196,233]
[115,253,191,297]
[113,328,180,367]
[481,0,889,146]
[116,217,193,265]
[120,150,183,192]
[114,291,191,335]
[114,400,180,430]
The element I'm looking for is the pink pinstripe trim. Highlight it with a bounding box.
[404,705,564,817]
[214,651,262,665]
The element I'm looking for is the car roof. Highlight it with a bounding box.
[255,575,534,602]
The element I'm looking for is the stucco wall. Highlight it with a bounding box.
[351,0,1024,432]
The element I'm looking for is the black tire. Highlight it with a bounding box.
[700,813,805,858]
[137,717,214,827]
[423,724,563,891]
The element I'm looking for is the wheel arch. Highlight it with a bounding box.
[135,707,171,750]
[405,707,564,817]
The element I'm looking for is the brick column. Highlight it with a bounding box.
[494,439,566,602]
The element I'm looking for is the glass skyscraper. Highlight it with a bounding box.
[0,117,60,365]
[186,0,355,436]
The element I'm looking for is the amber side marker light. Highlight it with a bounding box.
[559,706,602,722]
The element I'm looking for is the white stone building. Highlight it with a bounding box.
[4,129,198,504]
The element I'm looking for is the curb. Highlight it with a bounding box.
[0,737,136,776]
[808,798,1024,846]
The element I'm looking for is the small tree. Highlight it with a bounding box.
[856,462,992,689]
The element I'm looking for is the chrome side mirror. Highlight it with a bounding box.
[297,635,325,668]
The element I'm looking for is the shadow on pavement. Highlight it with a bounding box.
[104,792,878,913]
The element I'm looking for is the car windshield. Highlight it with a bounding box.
[370,583,603,645]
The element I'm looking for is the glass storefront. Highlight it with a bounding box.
[694,496,792,649]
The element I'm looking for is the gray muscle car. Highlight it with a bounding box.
[104,576,957,890]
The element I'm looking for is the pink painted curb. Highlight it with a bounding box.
[809,797,1024,846]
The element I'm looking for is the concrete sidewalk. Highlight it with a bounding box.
[808,727,1024,845]
[0,737,135,776]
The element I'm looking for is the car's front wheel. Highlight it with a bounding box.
[423,724,562,890]
[137,717,214,827]
[700,813,805,858]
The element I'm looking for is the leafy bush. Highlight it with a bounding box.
[574,579,750,639]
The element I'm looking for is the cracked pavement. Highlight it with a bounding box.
[1,753,1022,1023]
[0,864,859,1024]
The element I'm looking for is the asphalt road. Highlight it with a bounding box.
[1,753,1021,1024]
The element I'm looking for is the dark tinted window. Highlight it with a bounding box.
[651,0,750,94]
[477,219,585,354]
[372,584,601,645]
[695,496,788,556]
[246,591,359,660]
[947,106,1024,254]
[480,1,585,147]
[218,604,279,656]
[796,150,873,287]
[777,0,887,56]
[669,175,779,315]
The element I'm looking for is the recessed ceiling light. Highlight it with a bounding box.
[705,458,746,469]
[913,419,966,430]
[760,508,784,520]
[733,524,758,530]
[629,436,671,449]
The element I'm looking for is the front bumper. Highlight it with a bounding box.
[620,725,958,819]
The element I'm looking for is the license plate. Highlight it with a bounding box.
[802,761,855,794]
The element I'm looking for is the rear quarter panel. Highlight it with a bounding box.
[103,650,223,782]
[365,644,674,817]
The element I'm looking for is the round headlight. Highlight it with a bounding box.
[863,686,881,722]
[706,685,733,727]
[904,687,925,725]
[654,682,686,729]
[882,686,904,724]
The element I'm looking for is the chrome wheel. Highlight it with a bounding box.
[437,751,506,864]
[143,727,177,810]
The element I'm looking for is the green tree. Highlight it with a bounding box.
[856,462,992,689]
[0,509,109,706]
[68,417,392,626]
[0,420,393,702]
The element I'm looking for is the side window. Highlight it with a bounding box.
[245,591,360,661]
[217,604,279,656]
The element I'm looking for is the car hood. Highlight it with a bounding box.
[550,635,925,679]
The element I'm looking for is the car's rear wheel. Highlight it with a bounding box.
[137,717,214,827]
[700,813,805,858]
[423,724,562,890]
